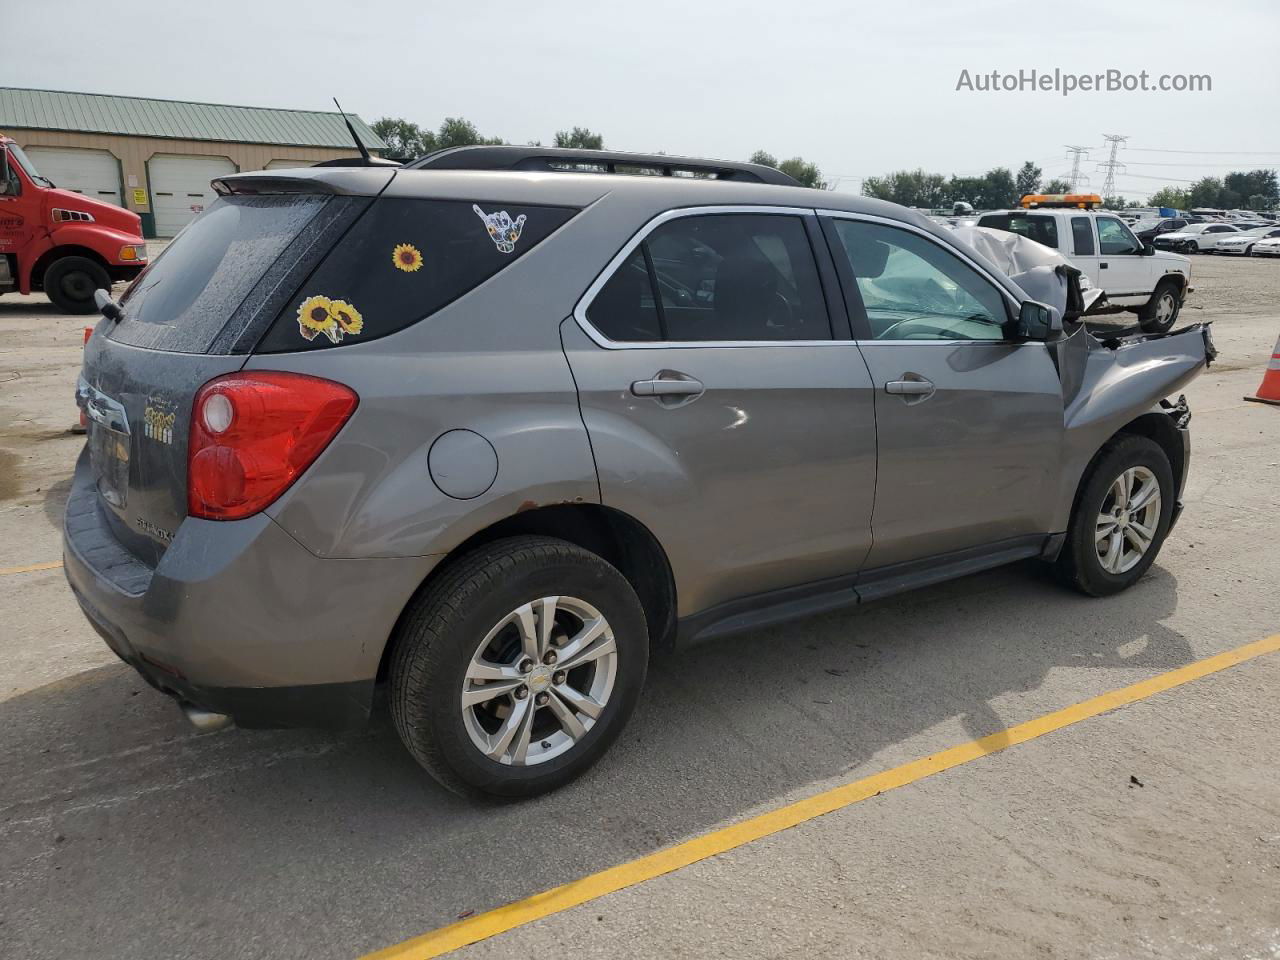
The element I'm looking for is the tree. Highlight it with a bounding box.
[1015,161,1042,197]
[1103,196,1131,210]
[974,167,1017,209]
[778,157,826,189]
[1147,187,1189,209]
[436,116,504,149]
[370,117,433,158]
[1043,178,1072,194]
[554,127,605,149]
[862,169,948,208]
[749,150,825,189]
[1187,176,1224,209]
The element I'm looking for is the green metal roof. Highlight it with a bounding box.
[0,87,385,150]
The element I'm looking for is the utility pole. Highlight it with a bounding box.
[1097,134,1128,200]
[1064,145,1091,191]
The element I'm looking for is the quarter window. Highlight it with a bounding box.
[830,219,1010,341]
[586,213,831,343]
[1071,217,1096,256]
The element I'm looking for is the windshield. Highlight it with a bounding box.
[5,142,53,187]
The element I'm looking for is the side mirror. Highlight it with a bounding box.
[1017,299,1063,341]
[1141,242,1155,256]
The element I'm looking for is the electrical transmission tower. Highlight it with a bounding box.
[1097,134,1128,199]
[1064,145,1091,191]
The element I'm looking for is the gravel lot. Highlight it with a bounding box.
[1,252,1277,959]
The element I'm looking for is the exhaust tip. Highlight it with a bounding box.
[180,702,233,734]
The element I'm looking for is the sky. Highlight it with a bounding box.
[5,0,1280,199]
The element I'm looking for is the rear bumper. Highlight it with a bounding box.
[62,449,438,729]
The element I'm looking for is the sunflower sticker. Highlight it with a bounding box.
[392,243,423,272]
[296,295,364,344]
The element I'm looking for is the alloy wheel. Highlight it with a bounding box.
[461,596,617,766]
[1095,466,1161,575]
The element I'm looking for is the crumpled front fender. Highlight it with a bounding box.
[1049,322,1212,532]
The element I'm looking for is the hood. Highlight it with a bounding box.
[1157,232,1194,242]
[1150,249,1190,267]
[45,187,143,238]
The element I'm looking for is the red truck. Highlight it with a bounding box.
[0,134,148,314]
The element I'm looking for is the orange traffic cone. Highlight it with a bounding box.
[1244,335,1280,406]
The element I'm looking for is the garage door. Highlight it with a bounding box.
[23,147,122,206]
[265,159,315,169]
[148,154,237,236]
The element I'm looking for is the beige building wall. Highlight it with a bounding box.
[2,128,374,234]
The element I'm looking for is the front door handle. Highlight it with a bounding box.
[885,375,935,405]
[631,373,704,398]
[1100,262,1109,269]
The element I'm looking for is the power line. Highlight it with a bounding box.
[1097,134,1128,199]
[1127,147,1280,155]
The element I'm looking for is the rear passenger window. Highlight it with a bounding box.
[976,213,1057,248]
[586,248,663,342]
[257,199,577,352]
[1071,217,1095,256]
[586,213,830,342]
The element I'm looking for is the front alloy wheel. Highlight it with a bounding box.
[1094,466,1161,575]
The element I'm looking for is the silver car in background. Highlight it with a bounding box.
[65,147,1216,798]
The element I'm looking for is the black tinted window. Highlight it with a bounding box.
[113,195,331,353]
[258,198,577,352]
[587,214,830,342]
[977,213,1058,248]
[586,247,663,341]
[1071,217,1096,255]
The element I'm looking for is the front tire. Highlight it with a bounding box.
[390,536,649,799]
[1055,436,1175,597]
[43,256,110,314]
[1139,279,1182,334]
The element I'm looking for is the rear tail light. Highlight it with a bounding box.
[188,372,357,520]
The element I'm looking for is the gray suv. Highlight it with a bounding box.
[65,147,1215,798]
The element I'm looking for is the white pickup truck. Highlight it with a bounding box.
[976,205,1192,333]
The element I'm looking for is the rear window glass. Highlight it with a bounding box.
[256,198,578,352]
[1071,216,1095,255]
[112,195,331,353]
[977,213,1058,248]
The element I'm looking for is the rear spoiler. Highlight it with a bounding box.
[406,145,801,186]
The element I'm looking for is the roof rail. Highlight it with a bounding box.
[405,145,801,186]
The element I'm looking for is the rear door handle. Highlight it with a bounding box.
[631,374,704,398]
[1100,262,1109,269]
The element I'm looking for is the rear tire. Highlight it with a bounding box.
[1138,279,1181,334]
[43,256,109,314]
[1055,436,1175,597]
[390,536,649,799]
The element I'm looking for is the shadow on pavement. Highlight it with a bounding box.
[0,561,1191,960]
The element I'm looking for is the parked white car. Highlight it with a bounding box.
[1152,222,1240,254]
[1253,235,1280,257]
[976,207,1192,332]
[1212,226,1280,256]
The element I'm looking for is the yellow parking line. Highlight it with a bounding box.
[0,560,62,577]
[363,632,1280,960]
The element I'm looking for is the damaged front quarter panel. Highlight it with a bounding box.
[1048,321,1214,533]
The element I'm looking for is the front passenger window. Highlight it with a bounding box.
[1097,217,1142,255]
[830,219,1011,341]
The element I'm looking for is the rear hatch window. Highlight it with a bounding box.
[110,194,367,354]
[255,198,577,352]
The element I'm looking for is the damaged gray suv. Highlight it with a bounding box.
[65,147,1216,798]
